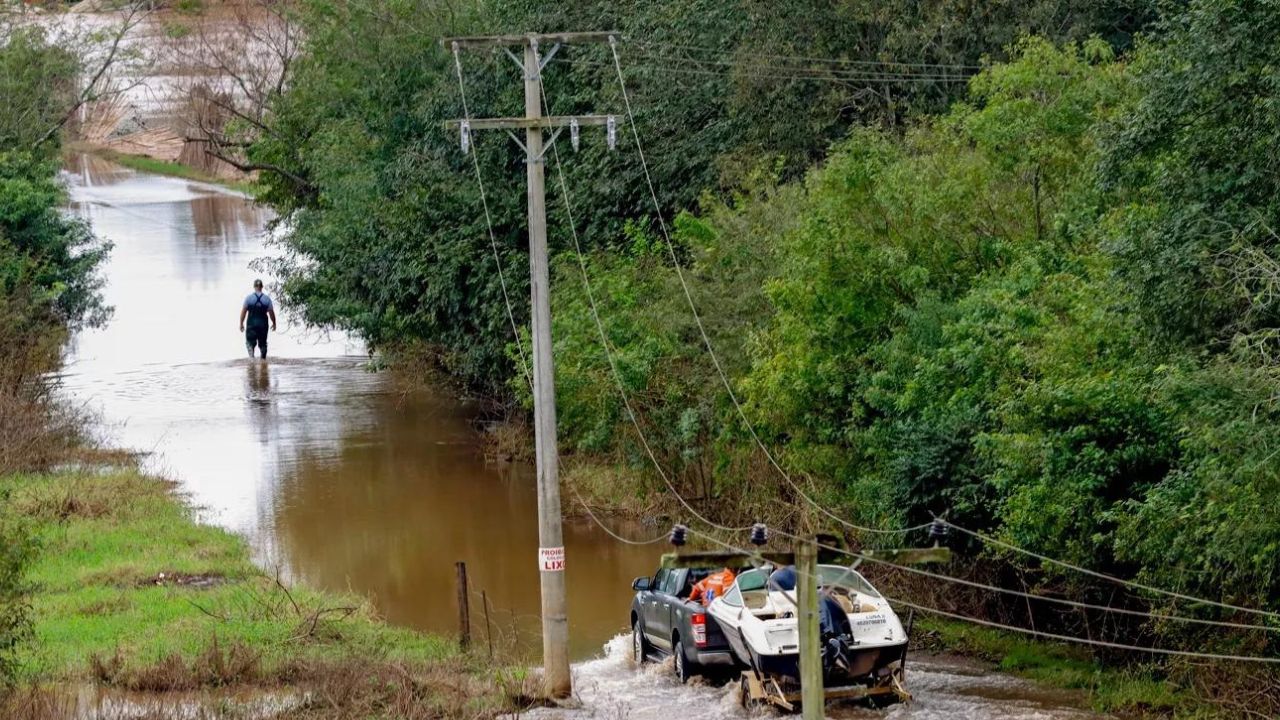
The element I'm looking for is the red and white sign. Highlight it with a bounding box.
[539,546,565,572]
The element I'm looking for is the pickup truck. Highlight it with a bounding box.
[630,566,739,682]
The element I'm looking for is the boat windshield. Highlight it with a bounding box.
[817,565,881,598]
[736,568,768,592]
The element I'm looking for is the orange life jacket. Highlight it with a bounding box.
[689,568,736,605]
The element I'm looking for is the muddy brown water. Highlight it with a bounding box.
[61,154,1104,718]
[60,153,658,662]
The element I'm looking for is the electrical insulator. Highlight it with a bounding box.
[750,523,768,546]
[607,115,617,150]
[669,523,688,547]
[460,120,471,154]
[928,518,949,543]
[570,117,580,152]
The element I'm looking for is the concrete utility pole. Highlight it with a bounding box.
[443,31,618,700]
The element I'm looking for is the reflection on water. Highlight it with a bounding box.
[61,154,659,660]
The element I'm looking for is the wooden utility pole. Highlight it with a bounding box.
[797,538,823,719]
[444,31,618,700]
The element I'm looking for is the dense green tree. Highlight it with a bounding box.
[246,0,1280,666]
[740,39,1130,532]
[253,0,1157,391]
[1102,0,1280,351]
[251,1,526,380]
[0,27,108,331]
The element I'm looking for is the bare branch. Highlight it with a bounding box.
[35,2,153,149]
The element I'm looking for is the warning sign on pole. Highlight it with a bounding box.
[539,546,565,572]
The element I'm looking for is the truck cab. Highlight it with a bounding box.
[629,566,737,682]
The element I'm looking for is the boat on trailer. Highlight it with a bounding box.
[705,563,911,711]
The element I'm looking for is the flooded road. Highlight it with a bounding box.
[531,636,1102,720]
[60,153,658,661]
[61,154,1103,718]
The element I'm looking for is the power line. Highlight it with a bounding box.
[886,597,1280,665]
[687,527,1280,665]
[605,38,930,539]
[563,479,669,546]
[561,57,969,86]
[630,50,976,81]
[537,55,748,536]
[452,44,665,549]
[764,526,1280,634]
[450,46,532,386]
[941,519,1280,621]
[604,39,1280,623]
[637,40,985,71]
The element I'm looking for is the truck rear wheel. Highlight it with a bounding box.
[673,637,697,683]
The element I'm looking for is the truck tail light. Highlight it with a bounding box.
[691,613,708,647]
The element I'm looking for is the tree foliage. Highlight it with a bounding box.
[0,27,108,331]
[0,25,109,692]
[252,0,1280,661]
[1102,0,1280,352]
[253,0,1154,390]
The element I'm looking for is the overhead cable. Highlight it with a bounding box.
[452,45,665,547]
[686,528,1280,664]
[637,40,985,71]
[537,53,748,535]
[941,519,1280,621]
[604,37,932,538]
[764,526,1280,634]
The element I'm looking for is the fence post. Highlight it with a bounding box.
[482,590,494,660]
[455,561,471,650]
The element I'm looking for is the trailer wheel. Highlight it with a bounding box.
[632,620,650,665]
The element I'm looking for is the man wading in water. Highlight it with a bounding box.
[239,279,277,359]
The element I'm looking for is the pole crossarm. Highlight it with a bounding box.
[442,31,620,49]
[445,115,612,131]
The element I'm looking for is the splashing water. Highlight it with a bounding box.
[526,635,1106,720]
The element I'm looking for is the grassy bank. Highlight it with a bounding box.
[67,145,259,195]
[2,467,520,717]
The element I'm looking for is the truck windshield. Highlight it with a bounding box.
[818,565,881,597]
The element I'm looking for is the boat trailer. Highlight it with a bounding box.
[738,663,911,713]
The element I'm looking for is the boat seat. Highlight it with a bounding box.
[829,588,878,613]
[742,590,770,610]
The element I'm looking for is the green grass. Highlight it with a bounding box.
[918,617,1192,716]
[3,469,455,684]
[69,146,260,196]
